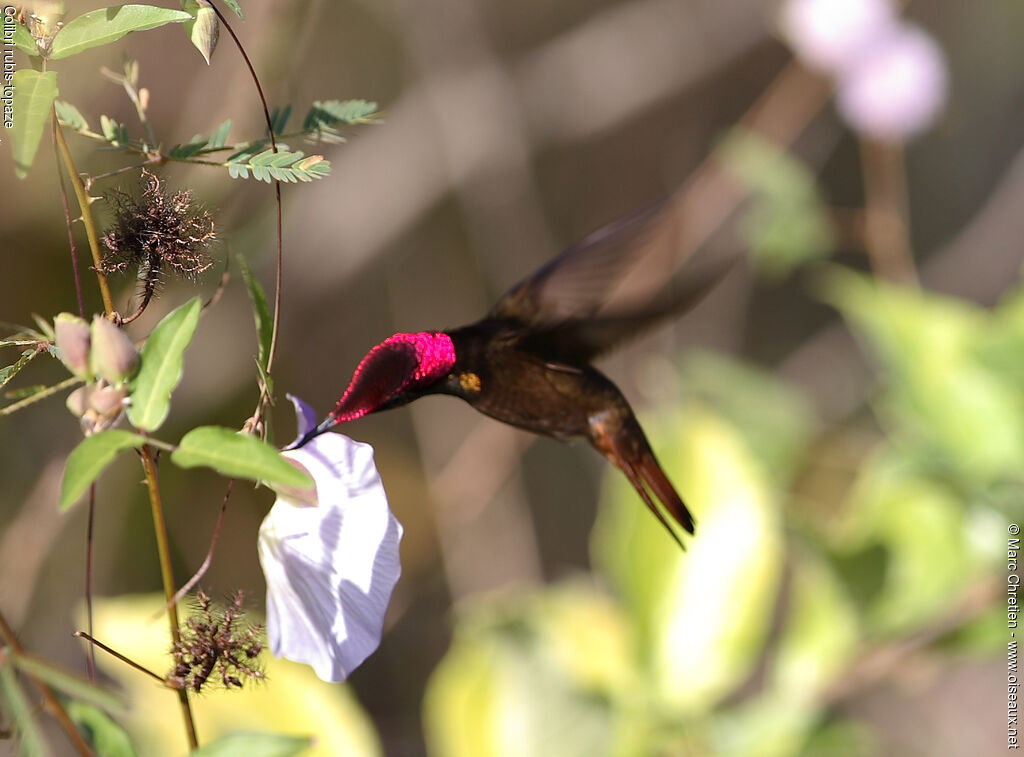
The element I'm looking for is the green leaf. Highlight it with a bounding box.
[301,100,379,143]
[220,0,245,21]
[682,350,817,492]
[49,5,191,60]
[182,1,219,65]
[60,430,146,511]
[842,455,983,634]
[12,18,39,55]
[190,732,311,757]
[13,654,125,716]
[591,406,784,713]
[0,663,49,757]
[269,104,292,135]
[99,114,130,146]
[209,118,232,149]
[226,148,330,183]
[10,70,58,179]
[822,267,1024,486]
[66,701,137,757]
[424,585,626,757]
[771,553,859,698]
[0,348,40,390]
[237,255,272,376]
[719,128,834,276]
[127,298,201,432]
[55,100,90,132]
[171,426,313,489]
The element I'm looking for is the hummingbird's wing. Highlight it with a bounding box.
[520,256,732,364]
[487,198,735,363]
[488,200,673,326]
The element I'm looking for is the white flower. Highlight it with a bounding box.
[780,0,895,74]
[835,23,947,142]
[258,395,403,682]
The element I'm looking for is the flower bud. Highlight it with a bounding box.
[54,313,92,379]
[67,382,129,435]
[90,316,139,386]
[836,23,947,142]
[89,384,128,417]
[183,0,220,65]
[65,385,91,418]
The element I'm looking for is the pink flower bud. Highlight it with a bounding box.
[90,316,139,385]
[66,385,91,418]
[54,313,92,379]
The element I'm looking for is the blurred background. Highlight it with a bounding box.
[1,0,1021,755]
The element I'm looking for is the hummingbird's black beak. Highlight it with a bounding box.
[282,416,337,451]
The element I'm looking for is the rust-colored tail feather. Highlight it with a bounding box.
[633,452,695,535]
[615,449,695,549]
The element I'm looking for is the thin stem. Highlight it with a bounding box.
[72,632,165,685]
[84,485,96,683]
[53,119,116,317]
[138,446,198,750]
[210,1,285,431]
[162,479,234,614]
[859,138,919,286]
[0,609,95,757]
[0,376,81,417]
[142,437,178,454]
[86,157,164,188]
[52,107,86,318]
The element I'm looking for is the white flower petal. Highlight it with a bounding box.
[258,412,403,682]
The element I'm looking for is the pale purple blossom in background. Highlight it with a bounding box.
[258,395,403,682]
[779,0,895,74]
[780,0,947,141]
[836,23,948,142]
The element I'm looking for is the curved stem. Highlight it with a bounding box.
[138,446,198,750]
[53,118,116,317]
[211,1,284,432]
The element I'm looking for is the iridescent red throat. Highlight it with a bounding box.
[329,332,456,423]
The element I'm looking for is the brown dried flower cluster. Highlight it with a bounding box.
[101,169,216,314]
[169,590,265,693]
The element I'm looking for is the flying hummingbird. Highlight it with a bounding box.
[288,200,732,546]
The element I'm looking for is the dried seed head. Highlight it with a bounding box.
[168,590,266,694]
[101,170,217,311]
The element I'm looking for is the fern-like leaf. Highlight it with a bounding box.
[226,148,330,183]
[301,99,379,143]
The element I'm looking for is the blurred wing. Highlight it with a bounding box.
[488,199,676,326]
[488,197,735,363]
[519,253,735,363]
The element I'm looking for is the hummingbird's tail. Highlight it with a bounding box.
[595,420,695,549]
[631,451,695,536]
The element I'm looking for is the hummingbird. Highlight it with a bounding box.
[288,200,732,546]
